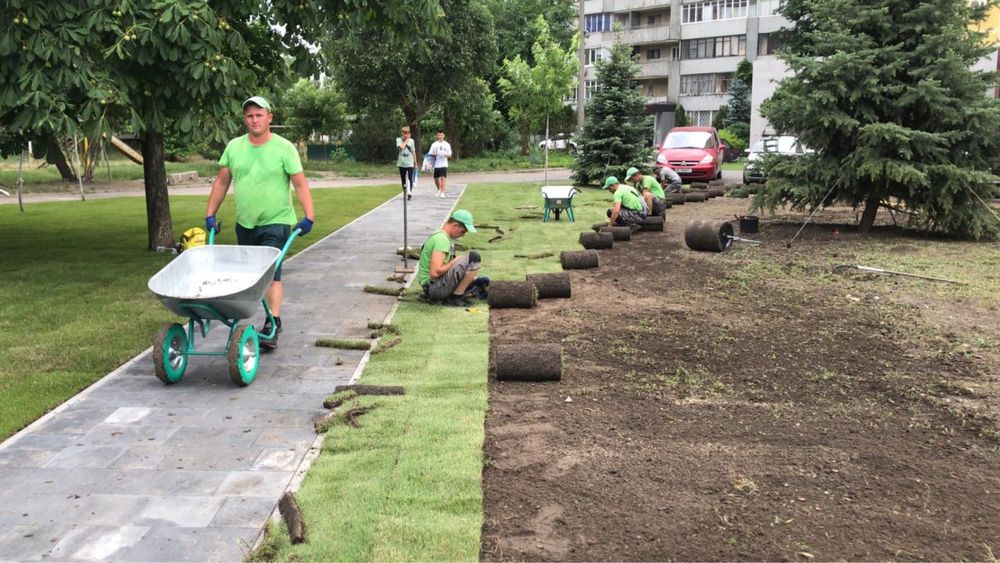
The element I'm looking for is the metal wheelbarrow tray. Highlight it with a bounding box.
[146,231,299,387]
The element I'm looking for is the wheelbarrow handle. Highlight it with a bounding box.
[274,228,302,271]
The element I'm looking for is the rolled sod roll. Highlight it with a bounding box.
[599,226,632,241]
[685,191,708,203]
[526,272,572,299]
[579,231,614,250]
[691,182,709,190]
[487,280,538,309]
[591,222,608,233]
[667,193,685,205]
[708,187,725,197]
[640,215,665,232]
[495,343,562,381]
[561,250,599,269]
[708,179,726,187]
[684,219,735,252]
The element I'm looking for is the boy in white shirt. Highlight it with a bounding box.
[429,130,453,198]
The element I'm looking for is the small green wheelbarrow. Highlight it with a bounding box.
[146,229,300,386]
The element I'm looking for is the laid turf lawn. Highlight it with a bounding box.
[0,185,397,441]
[256,182,610,561]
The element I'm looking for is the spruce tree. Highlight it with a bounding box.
[759,0,1000,238]
[724,77,752,131]
[572,41,653,185]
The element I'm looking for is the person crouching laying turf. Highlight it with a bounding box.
[603,176,647,231]
[659,165,683,193]
[418,209,490,307]
[627,166,667,218]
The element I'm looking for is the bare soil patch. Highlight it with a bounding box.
[481,198,1000,561]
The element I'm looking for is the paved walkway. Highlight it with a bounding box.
[0,187,463,561]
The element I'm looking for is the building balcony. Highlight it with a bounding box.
[604,0,671,13]
[595,23,672,45]
[637,60,672,78]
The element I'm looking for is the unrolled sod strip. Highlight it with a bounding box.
[684,219,735,252]
[526,272,572,299]
[495,343,562,381]
[579,231,614,250]
[640,215,665,232]
[599,226,632,241]
[487,280,538,308]
[561,250,599,269]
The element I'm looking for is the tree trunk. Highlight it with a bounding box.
[141,129,175,251]
[42,133,75,181]
[409,117,423,158]
[859,193,880,233]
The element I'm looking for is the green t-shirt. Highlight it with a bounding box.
[396,138,416,167]
[638,175,664,199]
[218,134,302,229]
[614,185,645,212]
[418,230,455,286]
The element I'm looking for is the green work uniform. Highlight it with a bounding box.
[219,134,302,229]
[418,230,455,286]
[614,185,645,212]
[637,175,665,199]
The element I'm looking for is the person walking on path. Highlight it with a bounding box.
[205,95,316,350]
[396,126,416,200]
[418,209,489,306]
[429,130,453,198]
[627,167,667,218]
[603,175,647,231]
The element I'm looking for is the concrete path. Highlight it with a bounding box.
[0,187,463,561]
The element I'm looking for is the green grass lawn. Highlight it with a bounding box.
[0,185,397,441]
[256,182,610,561]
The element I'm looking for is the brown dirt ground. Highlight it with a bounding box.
[480,195,1000,561]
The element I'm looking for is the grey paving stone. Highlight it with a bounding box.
[43,445,128,469]
[138,496,225,527]
[209,496,277,528]
[31,408,117,436]
[152,446,262,471]
[0,522,82,561]
[250,447,305,471]
[215,470,293,497]
[48,525,150,561]
[112,526,260,562]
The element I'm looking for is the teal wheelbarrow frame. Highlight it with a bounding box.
[147,229,300,386]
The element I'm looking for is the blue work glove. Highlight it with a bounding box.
[468,250,481,264]
[294,217,314,236]
[205,215,220,234]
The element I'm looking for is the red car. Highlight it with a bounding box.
[655,126,725,182]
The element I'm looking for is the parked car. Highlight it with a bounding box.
[538,133,577,151]
[742,135,810,184]
[655,126,725,182]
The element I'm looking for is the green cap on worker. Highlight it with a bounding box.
[242,96,272,112]
[602,176,620,190]
[626,167,640,180]
[451,209,477,233]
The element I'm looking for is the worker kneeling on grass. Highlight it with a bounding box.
[418,209,490,307]
[604,176,647,231]
[627,166,667,218]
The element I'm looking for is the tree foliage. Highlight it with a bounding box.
[498,16,579,154]
[759,0,1000,238]
[324,0,496,157]
[572,41,652,185]
[674,105,690,127]
[724,77,751,132]
[282,79,348,143]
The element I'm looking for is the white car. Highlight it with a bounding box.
[743,135,810,183]
[538,134,577,151]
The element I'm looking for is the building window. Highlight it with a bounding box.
[647,49,662,60]
[682,35,745,59]
[688,110,718,127]
[757,33,784,56]
[680,73,734,95]
[670,46,680,61]
[757,0,780,16]
[682,0,748,24]
[647,14,659,26]
[585,80,599,100]
[585,13,613,32]
[585,48,604,66]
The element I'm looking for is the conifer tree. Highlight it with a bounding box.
[572,41,653,185]
[759,0,1000,238]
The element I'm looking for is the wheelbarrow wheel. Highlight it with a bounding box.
[228,323,260,386]
[153,323,188,384]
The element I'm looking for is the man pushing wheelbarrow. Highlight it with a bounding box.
[205,95,316,351]
[147,95,315,387]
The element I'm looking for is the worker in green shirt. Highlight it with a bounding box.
[418,209,490,306]
[627,167,667,218]
[205,95,316,351]
[603,176,647,230]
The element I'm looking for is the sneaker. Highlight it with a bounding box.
[442,294,474,307]
[464,276,490,300]
[260,317,282,350]
[407,193,413,200]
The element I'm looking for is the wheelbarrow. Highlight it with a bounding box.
[146,229,300,386]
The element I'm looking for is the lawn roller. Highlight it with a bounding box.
[147,229,300,386]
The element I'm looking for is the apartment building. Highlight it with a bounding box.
[578,0,789,144]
